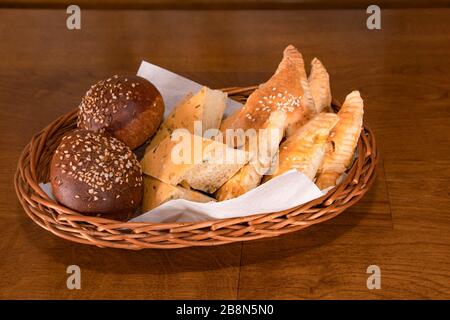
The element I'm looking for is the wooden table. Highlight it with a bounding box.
[1,8,449,299]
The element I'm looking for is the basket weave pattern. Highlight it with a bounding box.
[14,86,378,249]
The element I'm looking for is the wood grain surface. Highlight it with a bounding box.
[0,8,449,299]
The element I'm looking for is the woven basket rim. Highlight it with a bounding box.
[14,86,378,249]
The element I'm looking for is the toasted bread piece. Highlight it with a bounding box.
[263,113,339,182]
[308,58,332,113]
[215,110,287,201]
[220,45,316,139]
[147,87,227,150]
[316,91,364,189]
[142,175,214,211]
[214,164,261,201]
[141,132,249,193]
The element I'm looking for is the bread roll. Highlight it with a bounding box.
[316,91,364,189]
[147,86,227,150]
[263,113,339,182]
[141,132,249,193]
[308,58,332,113]
[77,75,164,150]
[142,175,215,212]
[50,129,143,220]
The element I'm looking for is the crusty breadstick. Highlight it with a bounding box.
[315,91,364,190]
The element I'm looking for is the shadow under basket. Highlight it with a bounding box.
[14,86,378,250]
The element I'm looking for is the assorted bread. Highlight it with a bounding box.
[216,46,317,200]
[50,74,164,220]
[49,45,364,220]
[141,132,249,193]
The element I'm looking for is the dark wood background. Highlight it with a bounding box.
[0,4,449,299]
[2,0,450,9]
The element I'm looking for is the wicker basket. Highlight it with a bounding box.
[14,86,378,250]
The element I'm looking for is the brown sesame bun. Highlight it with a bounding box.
[77,75,164,150]
[50,129,143,220]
